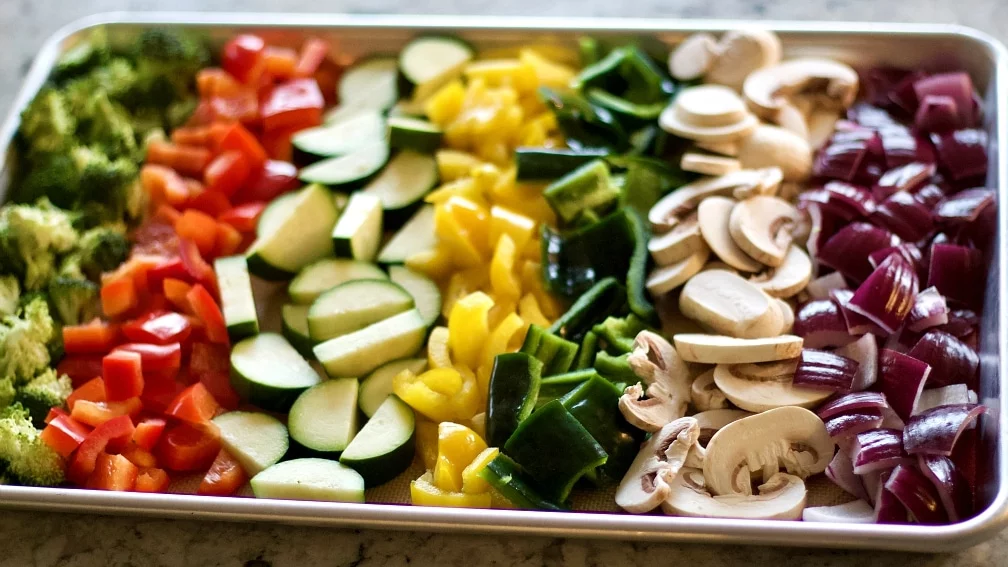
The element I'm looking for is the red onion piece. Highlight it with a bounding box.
[918,454,973,522]
[819,223,901,282]
[873,162,936,201]
[849,101,899,128]
[916,384,972,415]
[793,299,855,349]
[906,286,950,332]
[933,188,995,226]
[824,181,878,216]
[880,405,907,430]
[914,95,960,133]
[908,330,979,389]
[869,243,926,282]
[930,129,988,182]
[825,409,884,438]
[794,349,860,391]
[890,71,927,114]
[826,450,871,502]
[913,72,975,127]
[806,272,848,300]
[818,391,889,420]
[939,309,978,338]
[832,289,888,336]
[854,428,912,474]
[870,192,934,242]
[803,500,876,523]
[799,188,860,221]
[835,334,880,391]
[913,183,947,209]
[927,243,984,308]
[814,130,877,181]
[903,404,987,456]
[879,126,936,168]
[875,473,911,523]
[884,464,949,524]
[879,349,931,421]
[847,254,919,333]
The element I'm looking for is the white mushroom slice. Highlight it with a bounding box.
[673,334,803,364]
[616,417,700,514]
[673,84,750,127]
[693,409,754,447]
[776,103,810,141]
[695,140,740,157]
[705,30,783,91]
[619,331,693,432]
[736,125,813,182]
[661,468,807,520]
[774,298,794,335]
[728,196,800,268]
[802,500,876,523]
[679,269,777,338]
[697,197,764,272]
[713,362,832,413]
[648,213,704,266]
[649,170,771,231]
[748,245,813,298]
[659,107,759,144]
[731,166,784,200]
[681,153,742,176]
[807,109,841,150]
[646,246,709,295]
[743,58,859,123]
[658,295,707,336]
[669,33,720,81]
[699,260,739,274]
[691,369,729,412]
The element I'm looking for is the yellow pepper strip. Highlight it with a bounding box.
[393,369,456,422]
[468,412,487,440]
[447,291,495,369]
[425,178,488,209]
[463,59,539,94]
[443,196,491,256]
[491,175,557,226]
[518,293,551,328]
[469,163,502,200]
[490,489,517,509]
[450,366,483,421]
[404,246,455,282]
[415,419,440,471]
[420,367,463,397]
[425,80,466,126]
[490,234,522,300]
[434,205,484,268]
[521,260,564,318]
[442,266,490,319]
[462,447,500,494]
[432,422,488,492]
[489,205,536,252]
[427,326,452,369]
[518,48,576,89]
[435,150,485,183]
[411,471,492,508]
[486,294,517,329]
[480,312,526,373]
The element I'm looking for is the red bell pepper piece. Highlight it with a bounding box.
[222,34,267,85]
[178,238,218,296]
[214,122,268,169]
[214,222,244,257]
[67,377,107,411]
[122,311,193,345]
[135,467,171,493]
[113,342,182,374]
[186,190,233,218]
[87,453,139,491]
[294,38,330,77]
[165,383,222,425]
[71,398,142,428]
[146,141,212,177]
[198,449,248,496]
[155,422,221,472]
[62,320,121,356]
[146,259,190,292]
[44,407,69,425]
[162,278,194,313]
[176,210,221,259]
[67,415,137,485]
[217,202,266,233]
[40,414,92,459]
[187,285,229,345]
[235,160,298,204]
[100,277,138,318]
[102,350,144,402]
[204,151,252,198]
[120,443,158,469]
[132,417,168,451]
[263,46,299,80]
[261,78,324,132]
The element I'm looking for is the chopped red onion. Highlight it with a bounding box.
[879,126,936,168]
[938,308,978,338]
[873,162,936,200]
[868,244,925,282]
[906,287,950,332]
[826,449,871,502]
[933,188,995,226]
[878,349,931,421]
[818,391,889,420]
[908,330,979,388]
[875,472,911,523]
[880,405,907,430]
[814,130,878,181]
[918,454,973,522]
[927,243,984,308]
[819,223,901,282]
[794,349,860,391]
[884,464,948,524]
[823,181,878,216]
[870,192,934,242]
[890,71,927,114]
[799,188,860,221]
[853,428,912,474]
[806,272,848,300]
[903,404,987,456]
[836,334,880,391]
[793,299,855,349]
[803,500,876,523]
[832,289,889,336]
[847,254,919,333]
[913,72,975,127]
[825,409,884,438]
[849,101,899,128]
[914,95,960,133]
[915,384,972,415]
[930,129,989,182]
[913,183,947,209]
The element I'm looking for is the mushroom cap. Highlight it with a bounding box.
[646,246,710,296]
[743,57,859,119]
[661,467,807,520]
[648,170,780,231]
[702,406,834,496]
[774,297,795,334]
[749,245,813,298]
[705,30,783,91]
[648,213,705,266]
[619,331,693,431]
[728,195,801,267]
[679,269,778,338]
[697,196,764,272]
[675,84,751,127]
[713,361,833,412]
[673,333,803,364]
[691,368,730,412]
[736,125,813,182]
[660,106,760,144]
[616,417,700,514]
[669,33,720,81]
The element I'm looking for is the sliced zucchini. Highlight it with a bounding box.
[314,308,427,378]
[388,265,441,327]
[389,98,428,118]
[340,394,416,486]
[388,116,443,152]
[376,205,436,264]
[360,150,438,220]
[288,378,359,455]
[230,333,322,412]
[288,258,387,305]
[246,184,339,280]
[292,110,386,160]
[281,303,314,357]
[338,56,399,111]
[299,140,390,189]
[331,192,383,261]
[257,192,299,237]
[398,35,474,101]
[250,458,365,502]
[307,279,414,342]
[214,255,259,341]
[359,358,427,417]
[212,411,289,476]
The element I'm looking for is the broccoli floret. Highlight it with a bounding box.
[64,58,139,116]
[0,402,65,486]
[76,226,129,281]
[0,199,80,290]
[47,276,99,326]
[129,107,165,141]
[16,369,72,428]
[18,89,76,154]
[0,275,20,317]
[133,28,210,72]
[165,96,198,129]
[80,93,138,160]
[52,27,110,82]
[71,146,140,221]
[0,296,54,385]
[13,152,81,208]
[0,376,15,409]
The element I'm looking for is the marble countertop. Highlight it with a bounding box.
[2,1,1007,565]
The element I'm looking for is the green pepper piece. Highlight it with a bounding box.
[574,331,599,370]
[619,46,677,103]
[538,87,628,152]
[578,37,603,67]
[571,48,629,94]
[586,88,666,126]
[479,454,567,511]
[537,368,598,407]
[560,375,643,481]
[541,211,636,298]
[571,208,602,229]
[486,353,544,448]
[515,148,610,182]
[543,160,620,224]
[594,351,638,384]
[547,277,626,342]
[625,208,657,323]
[593,314,649,355]
[503,400,607,502]
[619,159,665,217]
[520,324,578,376]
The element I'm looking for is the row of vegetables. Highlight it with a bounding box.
[0,23,991,524]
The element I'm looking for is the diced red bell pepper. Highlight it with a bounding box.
[87,453,139,491]
[234,160,298,204]
[222,34,267,85]
[67,377,107,411]
[135,467,171,493]
[146,259,189,294]
[218,202,266,233]
[71,398,142,428]
[113,342,182,374]
[186,190,233,218]
[198,371,240,411]
[165,383,222,425]
[204,151,252,198]
[44,407,69,425]
[179,238,218,295]
[40,414,92,459]
[120,443,158,469]
[214,122,268,169]
[294,38,330,78]
[57,355,105,388]
[189,342,231,375]
[102,350,144,402]
[197,68,247,98]
[214,223,244,257]
[68,415,137,485]
[63,320,120,355]
[259,127,298,163]
[187,285,228,345]
[122,311,193,345]
[131,221,181,259]
[171,125,214,148]
[261,78,324,132]
[198,449,248,496]
[146,141,213,177]
[102,255,164,302]
[132,417,167,451]
[140,377,183,415]
[155,422,221,472]
[209,92,261,126]
[176,210,221,259]
[101,277,139,319]
[141,164,191,207]
[263,46,299,80]
[163,278,194,313]
[313,57,344,106]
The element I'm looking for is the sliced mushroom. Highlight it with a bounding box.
[705,30,783,91]
[743,58,859,126]
[807,109,841,149]
[681,152,742,176]
[691,369,729,411]
[648,213,705,266]
[669,33,720,81]
[661,468,807,520]
[658,295,708,336]
[736,124,813,182]
[693,409,754,447]
[695,140,740,157]
[649,170,776,231]
[673,333,803,364]
[616,417,700,513]
[619,331,692,432]
[700,260,739,274]
[702,406,834,496]
[679,269,779,338]
[728,196,800,267]
[732,166,784,200]
[697,197,764,272]
[748,245,813,298]
[713,361,832,412]
[659,85,759,144]
[774,298,794,334]
[646,246,710,296]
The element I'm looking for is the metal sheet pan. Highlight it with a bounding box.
[1,12,1006,552]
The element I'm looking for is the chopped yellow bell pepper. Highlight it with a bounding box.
[425,80,466,126]
[450,366,483,420]
[461,447,500,494]
[489,205,536,255]
[436,150,484,182]
[468,412,487,440]
[420,367,463,396]
[464,59,539,94]
[415,419,440,470]
[518,48,576,89]
[434,204,484,268]
[443,196,490,256]
[425,177,488,209]
[480,312,526,373]
[432,422,488,492]
[405,245,455,282]
[491,176,557,226]
[393,369,456,422]
[469,163,502,199]
[411,471,492,508]
[518,293,551,327]
[490,234,522,300]
[447,292,495,369]
[427,326,452,369]
[442,267,490,319]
